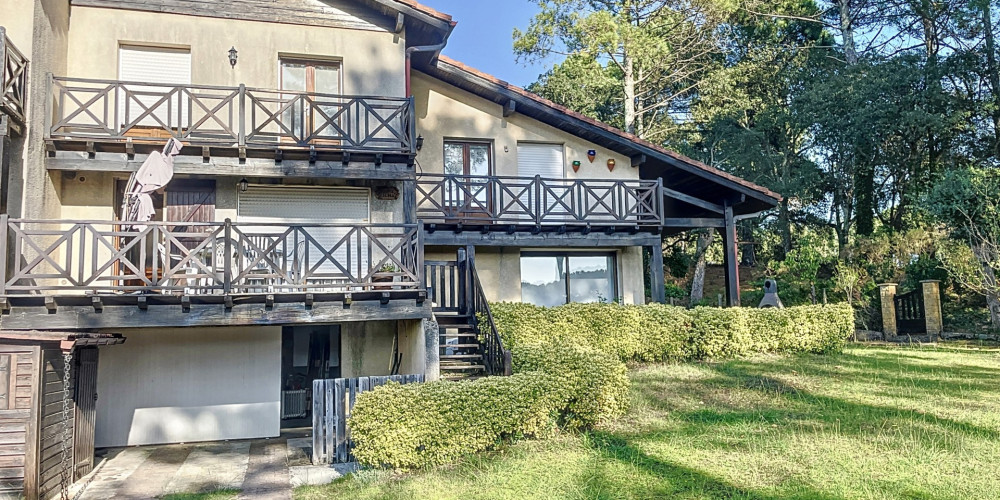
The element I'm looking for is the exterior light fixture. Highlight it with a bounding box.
[228,47,238,68]
[415,135,424,151]
[238,178,249,192]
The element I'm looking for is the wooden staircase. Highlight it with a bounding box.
[435,311,486,380]
[426,248,510,382]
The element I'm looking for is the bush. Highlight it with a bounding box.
[350,371,559,470]
[492,302,854,363]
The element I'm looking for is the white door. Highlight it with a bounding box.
[238,187,370,286]
[517,143,569,220]
[118,46,192,130]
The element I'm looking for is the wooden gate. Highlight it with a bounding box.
[894,289,926,334]
[73,347,99,480]
[312,375,424,465]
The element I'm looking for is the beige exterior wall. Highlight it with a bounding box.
[412,71,638,181]
[65,6,406,97]
[95,326,282,447]
[340,320,427,378]
[427,246,646,306]
[1,1,36,54]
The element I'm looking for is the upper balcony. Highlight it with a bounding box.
[44,76,417,178]
[415,173,665,247]
[0,27,28,134]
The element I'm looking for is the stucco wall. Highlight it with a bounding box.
[64,6,405,97]
[95,326,281,447]
[426,246,646,306]
[340,320,427,378]
[412,71,639,181]
[2,1,36,53]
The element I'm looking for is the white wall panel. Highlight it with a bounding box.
[95,327,281,447]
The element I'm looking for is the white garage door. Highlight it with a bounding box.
[238,186,371,283]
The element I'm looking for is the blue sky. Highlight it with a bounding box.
[424,0,552,88]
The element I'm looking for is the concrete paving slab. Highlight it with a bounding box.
[73,447,154,500]
[165,441,252,494]
[289,463,359,488]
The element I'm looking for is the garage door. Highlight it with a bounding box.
[238,186,371,282]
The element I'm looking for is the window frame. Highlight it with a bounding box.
[443,140,494,212]
[519,251,619,305]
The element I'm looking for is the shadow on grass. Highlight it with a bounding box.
[582,431,845,500]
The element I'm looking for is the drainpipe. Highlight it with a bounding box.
[406,40,448,96]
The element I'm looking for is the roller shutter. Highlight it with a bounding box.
[517,143,569,219]
[118,46,192,129]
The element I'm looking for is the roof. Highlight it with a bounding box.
[387,0,456,26]
[418,55,782,216]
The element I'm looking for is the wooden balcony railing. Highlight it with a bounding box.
[46,76,416,155]
[0,27,29,127]
[416,174,664,227]
[0,216,424,297]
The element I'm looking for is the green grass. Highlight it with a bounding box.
[160,490,239,500]
[296,345,1000,500]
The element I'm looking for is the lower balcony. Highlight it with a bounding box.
[415,173,664,246]
[0,217,428,330]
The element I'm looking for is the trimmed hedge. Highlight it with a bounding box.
[349,302,853,469]
[491,302,854,362]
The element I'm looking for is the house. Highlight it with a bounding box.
[0,1,780,498]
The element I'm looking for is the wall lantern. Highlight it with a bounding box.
[415,135,424,151]
[607,158,616,172]
[228,47,238,68]
[238,178,249,192]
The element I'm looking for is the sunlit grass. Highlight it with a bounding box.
[296,345,1000,500]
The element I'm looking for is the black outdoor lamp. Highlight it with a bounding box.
[228,47,238,68]
[415,135,424,151]
[238,178,249,192]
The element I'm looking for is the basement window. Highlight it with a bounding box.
[520,252,617,306]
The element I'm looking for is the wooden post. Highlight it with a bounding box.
[533,174,542,225]
[0,213,7,296]
[921,280,943,340]
[648,243,665,304]
[223,219,232,294]
[237,84,246,147]
[879,283,898,340]
[722,202,741,307]
[456,247,467,314]
[402,180,416,224]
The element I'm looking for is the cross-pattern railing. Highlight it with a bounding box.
[416,174,664,227]
[0,216,424,296]
[0,27,29,127]
[47,76,415,154]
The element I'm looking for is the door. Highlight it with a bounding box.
[280,59,342,144]
[444,141,492,217]
[73,348,99,480]
[118,46,192,135]
[517,143,566,220]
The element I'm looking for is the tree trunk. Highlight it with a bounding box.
[623,52,637,135]
[837,0,859,65]
[854,162,875,237]
[779,197,792,259]
[972,243,1000,329]
[689,228,715,304]
[984,2,1000,156]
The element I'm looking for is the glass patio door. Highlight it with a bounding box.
[280,59,342,143]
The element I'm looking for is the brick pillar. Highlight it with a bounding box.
[921,280,943,340]
[879,283,898,340]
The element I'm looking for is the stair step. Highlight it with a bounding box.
[442,354,483,359]
[441,344,481,349]
[440,364,486,371]
[440,333,478,338]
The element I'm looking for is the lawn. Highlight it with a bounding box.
[296,345,1000,500]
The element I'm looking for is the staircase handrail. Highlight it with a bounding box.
[466,256,511,376]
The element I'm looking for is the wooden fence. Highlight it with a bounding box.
[312,374,425,465]
[1,27,29,127]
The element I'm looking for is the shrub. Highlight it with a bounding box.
[492,302,854,362]
[349,372,559,470]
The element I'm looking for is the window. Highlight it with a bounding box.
[280,59,342,141]
[520,252,617,306]
[443,141,492,209]
[118,45,192,129]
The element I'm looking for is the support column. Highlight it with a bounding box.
[0,116,9,214]
[648,243,665,304]
[422,318,440,381]
[722,203,740,307]
[402,179,416,224]
[921,280,943,340]
[879,283,898,340]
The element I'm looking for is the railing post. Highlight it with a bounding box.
[223,219,233,294]
[408,96,416,154]
[456,247,467,314]
[416,222,425,291]
[879,283,898,341]
[0,214,8,296]
[238,84,247,147]
[657,177,666,226]
[466,245,476,314]
[43,73,54,139]
[534,174,542,225]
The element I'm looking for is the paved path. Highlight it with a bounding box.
[72,433,357,499]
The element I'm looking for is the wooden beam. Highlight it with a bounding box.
[631,154,647,168]
[503,100,516,117]
[649,243,665,304]
[424,231,660,248]
[46,153,416,181]
[661,187,724,214]
[661,218,725,228]
[722,203,741,307]
[0,299,432,330]
[395,12,405,33]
